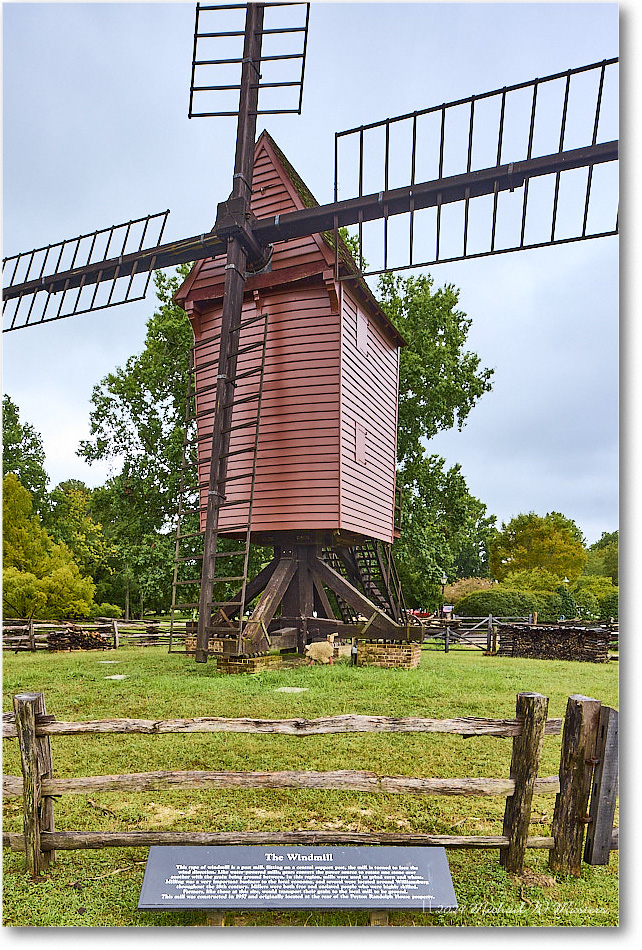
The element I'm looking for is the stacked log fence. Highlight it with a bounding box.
[2,691,617,881]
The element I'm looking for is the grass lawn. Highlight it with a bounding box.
[2,645,618,927]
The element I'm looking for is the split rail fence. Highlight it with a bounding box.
[2,619,189,652]
[3,691,617,883]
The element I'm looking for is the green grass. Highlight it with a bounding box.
[2,646,618,927]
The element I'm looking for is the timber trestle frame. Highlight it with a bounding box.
[185,538,417,657]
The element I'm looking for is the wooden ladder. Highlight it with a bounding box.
[169,309,269,655]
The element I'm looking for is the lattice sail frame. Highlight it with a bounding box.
[334,59,618,277]
[189,1,310,117]
[2,211,170,332]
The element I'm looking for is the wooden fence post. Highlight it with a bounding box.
[549,694,601,876]
[444,627,450,652]
[112,619,120,649]
[584,706,618,865]
[13,692,55,876]
[28,620,36,652]
[500,692,549,873]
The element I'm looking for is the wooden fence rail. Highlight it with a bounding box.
[2,618,191,652]
[2,692,618,881]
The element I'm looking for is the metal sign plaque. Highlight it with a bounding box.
[138,845,457,911]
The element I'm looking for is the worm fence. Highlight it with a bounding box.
[2,618,189,652]
[3,691,617,886]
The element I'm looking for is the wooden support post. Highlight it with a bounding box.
[549,694,601,876]
[242,557,298,651]
[309,556,402,638]
[111,619,119,649]
[13,692,55,876]
[584,706,618,865]
[312,577,335,620]
[444,626,450,653]
[500,692,549,873]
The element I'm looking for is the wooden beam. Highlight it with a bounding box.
[549,695,602,875]
[6,830,559,852]
[584,706,619,865]
[214,557,279,625]
[309,556,402,637]
[242,557,298,651]
[500,693,549,873]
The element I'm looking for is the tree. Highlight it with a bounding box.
[586,530,618,585]
[77,267,195,615]
[394,456,496,607]
[2,394,49,514]
[78,266,194,534]
[2,473,96,619]
[489,511,587,582]
[45,480,116,578]
[377,272,493,465]
[376,273,496,606]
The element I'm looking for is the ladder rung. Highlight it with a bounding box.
[212,549,247,558]
[236,340,265,358]
[176,554,204,562]
[231,364,265,384]
[211,600,242,608]
[175,602,200,609]
[223,393,260,410]
[219,446,258,460]
[174,579,202,586]
[221,471,256,485]
[212,576,247,583]
[223,419,260,435]
[177,531,203,540]
[219,497,252,508]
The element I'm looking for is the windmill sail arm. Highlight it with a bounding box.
[253,140,618,243]
[2,230,226,303]
[3,139,616,308]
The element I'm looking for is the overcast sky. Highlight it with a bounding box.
[2,1,625,547]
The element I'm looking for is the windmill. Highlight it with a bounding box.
[3,3,618,667]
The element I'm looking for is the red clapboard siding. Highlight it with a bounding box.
[340,289,399,542]
[193,282,341,534]
[180,131,401,544]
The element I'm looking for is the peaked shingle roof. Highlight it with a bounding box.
[176,130,404,346]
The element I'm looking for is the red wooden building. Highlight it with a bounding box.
[176,132,404,547]
[176,133,410,653]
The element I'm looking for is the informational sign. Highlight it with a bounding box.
[138,845,457,911]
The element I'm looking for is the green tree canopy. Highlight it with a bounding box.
[377,272,493,466]
[585,530,618,585]
[45,480,116,579]
[2,394,49,513]
[2,473,96,619]
[78,266,194,535]
[377,273,496,605]
[489,511,587,582]
[394,455,496,607]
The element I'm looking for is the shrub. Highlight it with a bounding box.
[598,590,618,621]
[455,588,539,618]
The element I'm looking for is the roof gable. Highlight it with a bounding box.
[175,132,404,347]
